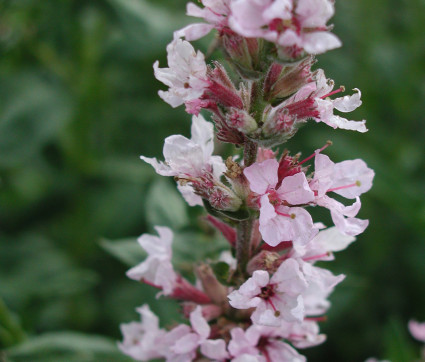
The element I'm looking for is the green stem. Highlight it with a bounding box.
[235,140,258,278]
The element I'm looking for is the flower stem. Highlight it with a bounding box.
[235,139,258,279]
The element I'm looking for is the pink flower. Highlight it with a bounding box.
[118,304,167,361]
[293,226,356,261]
[310,152,375,236]
[409,320,425,343]
[154,38,209,107]
[165,306,230,361]
[244,159,317,247]
[277,319,326,349]
[229,0,341,57]
[174,0,231,41]
[126,226,177,295]
[228,259,308,326]
[228,258,344,326]
[141,115,239,209]
[228,325,307,362]
[262,69,368,135]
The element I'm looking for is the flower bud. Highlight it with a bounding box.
[264,57,316,101]
[206,63,243,109]
[208,185,242,212]
[195,264,229,311]
[226,108,258,134]
[246,250,281,275]
[221,32,263,79]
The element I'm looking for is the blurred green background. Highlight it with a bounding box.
[0,0,424,361]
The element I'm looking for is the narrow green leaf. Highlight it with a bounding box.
[145,179,188,229]
[99,238,144,266]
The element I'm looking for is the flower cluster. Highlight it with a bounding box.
[119,0,374,361]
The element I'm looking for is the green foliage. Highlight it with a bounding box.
[0,0,424,361]
[7,331,131,362]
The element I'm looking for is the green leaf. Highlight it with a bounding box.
[203,200,250,221]
[145,179,188,230]
[211,261,235,286]
[0,72,71,168]
[7,331,130,361]
[100,237,144,266]
[106,0,184,36]
[0,298,26,347]
[383,318,417,362]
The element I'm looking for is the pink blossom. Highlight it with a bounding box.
[300,261,345,316]
[229,0,341,57]
[308,70,368,132]
[154,38,209,107]
[310,152,374,236]
[277,319,326,348]
[409,320,425,343]
[126,226,177,295]
[118,304,167,361]
[228,259,308,326]
[228,325,306,362]
[165,306,230,361]
[263,69,368,134]
[175,0,231,41]
[293,226,356,261]
[141,115,229,208]
[244,159,317,247]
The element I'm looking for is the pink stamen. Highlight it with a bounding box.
[289,333,305,339]
[276,210,292,218]
[305,316,327,322]
[299,141,332,165]
[303,252,330,262]
[267,298,278,312]
[327,182,358,193]
[142,279,162,290]
[320,86,345,99]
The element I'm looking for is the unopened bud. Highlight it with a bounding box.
[247,250,281,275]
[226,108,258,134]
[196,264,229,311]
[221,33,262,79]
[208,186,242,212]
[264,57,316,100]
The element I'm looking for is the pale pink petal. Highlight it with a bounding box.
[200,339,230,360]
[266,340,306,362]
[303,31,342,54]
[409,320,425,342]
[190,114,215,158]
[272,259,308,295]
[172,332,200,354]
[244,159,279,194]
[140,155,174,176]
[331,159,375,198]
[177,184,203,207]
[333,89,362,112]
[310,226,356,253]
[277,172,314,205]
[326,115,368,132]
[174,23,215,41]
[190,306,210,340]
[330,209,369,236]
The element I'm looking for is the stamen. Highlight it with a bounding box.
[142,279,162,290]
[305,316,328,322]
[303,252,330,262]
[327,182,358,193]
[267,298,278,313]
[320,86,345,99]
[299,140,332,165]
[276,210,294,218]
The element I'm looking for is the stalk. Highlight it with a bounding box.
[235,139,258,279]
